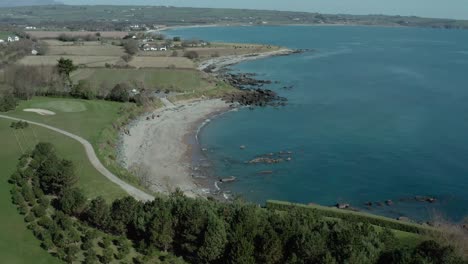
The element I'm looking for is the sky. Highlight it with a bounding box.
[61,0,468,20]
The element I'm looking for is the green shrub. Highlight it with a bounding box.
[25,213,36,223]
[32,205,47,218]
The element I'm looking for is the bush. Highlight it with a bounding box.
[25,213,36,223]
[107,83,130,102]
[71,80,96,99]
[32,205,47,218]
[0,92,18,112]
[184,50,199,59]
[121,54,133,62]
[122,40,139,55]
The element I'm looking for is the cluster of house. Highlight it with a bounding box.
[0,35,20,44]
[141,43,168,52]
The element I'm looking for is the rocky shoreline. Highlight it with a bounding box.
[200,48,310,107]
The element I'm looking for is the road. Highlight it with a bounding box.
[0,114,154,202]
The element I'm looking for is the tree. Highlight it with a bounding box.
[85,196,110,230]
[184,50,199,59]
[173,36,181,42]
[32,204,47,218]
[101,246,114,264]
[108,83,130,102]
[70,80,96,99]
[0,91,18,112]
[122,40,139,55]
[84,248,99,264]
[148,205,174,252]
[109,196,139,235]
[64,245,80,264]
[197,213,228,263]
[59,188,87,216]
[56,58,78,86]
[37,158,77,196]
[121,54,133,62]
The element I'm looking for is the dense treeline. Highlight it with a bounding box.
[10,142,184,263]
[9,142,467,264]
[267,201,430,234]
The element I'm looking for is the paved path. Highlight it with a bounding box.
[0,114,154,202]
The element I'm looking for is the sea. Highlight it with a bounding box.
[169,25,468,221]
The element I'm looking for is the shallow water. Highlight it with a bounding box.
[170,25,468,221]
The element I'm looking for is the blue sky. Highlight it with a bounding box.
[63,0,468,19]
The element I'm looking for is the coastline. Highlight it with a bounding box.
[118,48,294,198]
[198,48,295,73]
[120,98,232,197]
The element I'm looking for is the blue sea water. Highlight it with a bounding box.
[169,26,468,221]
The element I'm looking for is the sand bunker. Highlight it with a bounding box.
[23,108,56,116]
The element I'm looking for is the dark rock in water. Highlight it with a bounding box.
[376,202,384,207]
[222,89,286,107]
[414,196,437,203]
[249,157,284,164]
[397,216,411,222]
[385,200,394,206]
[258,170,274,175]
[365,202,373,207]
[220,176,236,183]
[336,203,350,209]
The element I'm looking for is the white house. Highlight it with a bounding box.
[31,49,39,55]
[7,36,20,42]
[0,39,5,44]
[159,46,167,51]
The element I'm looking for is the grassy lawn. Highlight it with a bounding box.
[0,120,60,264]
[5,97,123,145]
[72,68,215,93]
[5,96,154,193]
[0,117,128,263]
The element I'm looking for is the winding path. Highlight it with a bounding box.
[0,114,154,202]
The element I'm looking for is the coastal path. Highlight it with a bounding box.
[0,114,154,202]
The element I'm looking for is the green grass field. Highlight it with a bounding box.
[0,31,12,40]
[6,97,123,145]
[4,96,154,193]
[0,117,128,263]
[72,68,214,93]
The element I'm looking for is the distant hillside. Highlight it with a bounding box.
[0,5,467,31]
[0,0,62,7]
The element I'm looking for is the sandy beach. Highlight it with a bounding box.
[120,98,230,197]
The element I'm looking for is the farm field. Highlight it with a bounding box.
[18,55,120,67]
[44,41,125,56]
[72,68,213,92]
[26,30,129,39]
[18,55,196,68]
